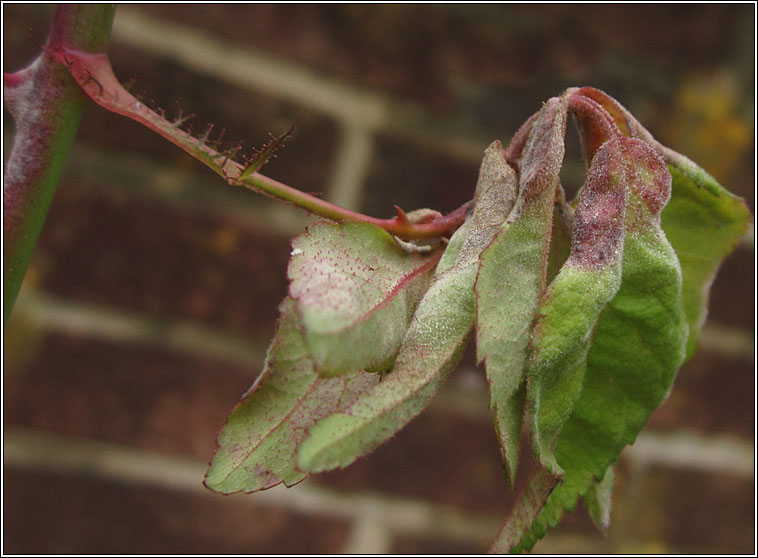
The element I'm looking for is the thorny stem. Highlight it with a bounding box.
[3,4,116,323]
[51,46,470,241]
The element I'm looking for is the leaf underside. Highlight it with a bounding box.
[288,221,440,377]
[475,96,568,485]
[501,138,689,553]
[297,141,517,473]
[184,83,751,552]
[204,298,379,494]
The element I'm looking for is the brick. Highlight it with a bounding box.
[34,179,291,341]
[74,44,340,197]
[613,466,754,553]
[128,5,747,110]
[361,133,478,220]
[706,246,754,330]
[3,467,350,554]
[5,333,259,460]
[2,4,53,70]
[391,534,486,555]
[649,349,754,438]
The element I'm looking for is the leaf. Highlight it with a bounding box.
[204,298,379,494]
[489,467,558,554]
[288,222,440,377]
[528,136,628,476]
[296,142,517,473]
[499,137,688,553]
[583,465,615,533]
[566,87,752,359]
[475,95,568,484]
[659,153,752,359]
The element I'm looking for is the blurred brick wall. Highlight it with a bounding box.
[4,4,754,554]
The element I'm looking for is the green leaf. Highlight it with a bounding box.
[489,467,558,554]
[288,222,440,377]
[475,95,568,484]
[499,137,688,553]
[566,87,752,359]
[659,153,752,359]
[527,136,628,475]
[296,142,517,473]
[204,298,379,494]
[583,465,614,533]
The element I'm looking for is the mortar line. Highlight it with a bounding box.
[111,8,390,130]
[3,427,501,547]
[327,122,375,211]
[109,7,489,163]
[8,287,268,370]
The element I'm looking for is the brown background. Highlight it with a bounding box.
[4,4,754,554]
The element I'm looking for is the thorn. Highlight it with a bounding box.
[394,205,411,225]
[123,77,137,93]
[210,128,226,150]
[170,112,195,129]
[220,143,242,168]
[198,123,214,146]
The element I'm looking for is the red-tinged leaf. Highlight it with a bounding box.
[565,87,753,358]
[204,298,379,494]
[567,90,622,164]
[296,143,517,473]
[527,136,628,475]
[475,95,568,484]
[288,222,441,377]
[488,467,558,554]
[506,137,688,554]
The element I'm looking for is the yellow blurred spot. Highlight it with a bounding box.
[618,539,670,554]
[665,71,751,184]
[210,227,240,255]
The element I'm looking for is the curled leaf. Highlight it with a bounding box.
[566,87,752,357]
[288,222,440,377]
[500,137,688,553]
[204,298,379,494]
[296,143,517,473]
[659,154,752,359]
[475,95,568,484]
[583,465,615,534]
[528,136,628,476]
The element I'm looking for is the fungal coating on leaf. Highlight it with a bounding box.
[475,94,569,485]
[619,138,671,222]
[504,123,689,555]
[571,137,627,268]
[528,137,629,475]
[288,222,440,377]
[205,298,379,494]
[295,143,516,474]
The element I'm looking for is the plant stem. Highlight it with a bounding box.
[238,172,470,240]
[51,47,470,244]
[3,4,115,323]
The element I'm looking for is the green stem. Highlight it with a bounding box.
[239,172,469,240]
[3,4,115,323]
